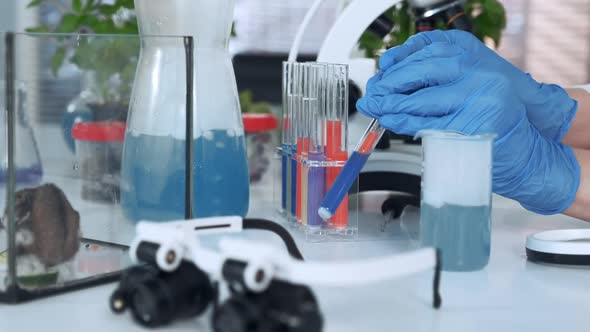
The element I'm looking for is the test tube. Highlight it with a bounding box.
[319,119,386,220]
[290,63,302,219]
[295,63,306,222]
[300,63,311,225]
[306,63,327,228]
[324,64,349,228]
[281,62,291,213]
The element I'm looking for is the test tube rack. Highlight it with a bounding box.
[275,61,359,242]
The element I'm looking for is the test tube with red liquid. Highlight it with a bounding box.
[319,119,385,220]
[323,64,350,228]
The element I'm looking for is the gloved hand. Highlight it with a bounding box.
[357,40,580,215]
[369,30,578,142]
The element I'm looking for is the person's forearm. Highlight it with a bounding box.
[563,148,590,221]
[562,88,590,149]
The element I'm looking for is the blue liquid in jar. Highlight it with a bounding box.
[420,203,491,271]
[121,130,249,222]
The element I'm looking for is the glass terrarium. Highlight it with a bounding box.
[0,32,193,303]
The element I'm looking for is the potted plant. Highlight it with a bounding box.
[356,0,506,143]
[26,0,139,151]
[358,0,507,58]
[26,0,265,150]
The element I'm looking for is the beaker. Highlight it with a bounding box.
[121,0,249,222]
[0,81,43,186]
[418,130,495,271]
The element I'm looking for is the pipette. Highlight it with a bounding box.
[318,119,386,220]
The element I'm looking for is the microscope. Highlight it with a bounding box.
[313,0,474,215]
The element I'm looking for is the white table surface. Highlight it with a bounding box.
[1,193,589,332]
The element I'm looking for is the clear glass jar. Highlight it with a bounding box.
[72,121,125,202]
[418,130,495,271]
[121,0,249,222]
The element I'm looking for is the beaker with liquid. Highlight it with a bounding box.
[120,0,249,222]
[418,130,495,271]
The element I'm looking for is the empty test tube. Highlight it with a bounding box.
[319,119,386,220]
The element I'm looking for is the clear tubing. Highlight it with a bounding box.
[319,119,386,220]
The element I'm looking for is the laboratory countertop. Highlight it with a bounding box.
[1,195,589,332]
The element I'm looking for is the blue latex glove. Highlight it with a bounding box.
[370,30,578,142]
[357,40,580,215]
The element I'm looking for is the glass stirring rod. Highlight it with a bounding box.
[318,119,386,220]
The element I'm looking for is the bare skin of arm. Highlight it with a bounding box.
[562,88,590,149]
[564,148,590,221]
[561,88,590,220]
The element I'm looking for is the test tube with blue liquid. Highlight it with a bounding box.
[280,62,293,214]
[319,119,385,220]
[280,62,299,220]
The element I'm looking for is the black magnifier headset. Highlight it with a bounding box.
[526,229,590,266]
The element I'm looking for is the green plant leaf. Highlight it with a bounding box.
[98,4,119,16]
[56,14,80,33]
[248,102,272,114]
[90,18,117,34]
[240,90,272,114]
[51,46,66,77]
[359,32,385,58]
[119,20,139,34]
[27,0,44,8]
[357,0,507,58]
[73,0,82,12]
[26,26,50,33]
[84,0,97,12]
[117,0,135,9]
[240,90,254,109]
[231,23,237,37]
